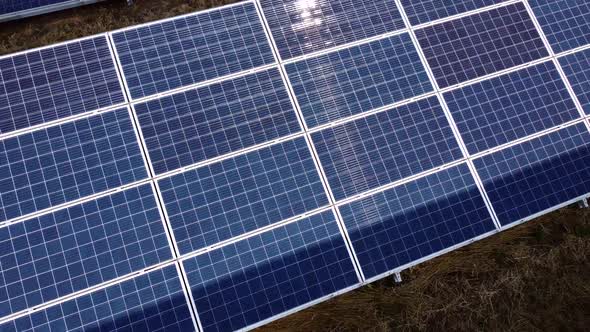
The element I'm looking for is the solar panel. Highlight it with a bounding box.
[258,0,406,60]
[183,210,359,331]
[474,122,590,227]
[111,2,275,100]
[2,0,590,330]
[0,107,147,222]
[286,33,433,128]
[0,184,172,317]
[444,61,580,155]
[529,0,590,53]
[133,68,301,175]
[311,96,462,201]
[559,48,590,115]
[339,163,496,280]
[0,265,195,331]
[0,0,104,22]
[0,36,125,135]
[415,2,549,88]
[158,137,329,255]
[400,0,509,25]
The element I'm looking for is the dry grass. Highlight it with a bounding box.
[1,1,589,331]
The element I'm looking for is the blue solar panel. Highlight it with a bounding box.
[0,265,195,332]
[401,0,508,25]
[158,137,329,255]
[286,33,433,128]
[111,2,275,100]
[474,122,590,227]
[134,68,302,175]
[258,0,405,60]
[339,163,496,279]
[444,61,580,155]
[183,210,359,332]
[529,0,590,53]
[0,107,148,222]
[0,0,81,15]
[416,3,548,88]
[559,48,590,115]
[0,184,171,318]
[0,36,125,135]
[312,96,462,201]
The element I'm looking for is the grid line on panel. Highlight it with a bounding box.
[559,49,590,115]
[158,137,329,256]
[528,0,590,54]
[133,68,302,175]
[285,33,433,129]
[311,96,463,201]
[401,0,509,26]
[0,184,172,319]
[474,122,590,227]
[415,2,549,89]
[0,35,126,136]
[339,163,496,280]
[257,0,406,60]
[111,1,275,100]
[444,61,581,155]
[0,107,148,223]
[182,210,358,332]
[0,265,194,332]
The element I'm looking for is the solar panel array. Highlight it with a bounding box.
[0,0,105,22]
[1,0,590,330]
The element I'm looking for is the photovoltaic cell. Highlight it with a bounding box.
[0,184,171,318]
[0,36,125,135]
[559,48,590,115]
[444,61,580,155]
[401,0,508,26]
[111,2,275,100]
[339,163,496,279]
[286,33,433,128]
[416,3,548,88]
[529,0,590,53]
[311,96,462,201]
[474,122,590,227]
[258,0,405,60]
[158,137,329,255]
[0,0,77,15]
[0,265,195,332]
[183,210,359,332]
[134,68,301,175]
[0,107,148,222]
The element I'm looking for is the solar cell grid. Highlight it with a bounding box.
[312,96,463,201]
[0,0,78,15]
[0,184,172,318]
[158,137,329,255]
[258,0,406,60]
[0,265,195,332]
[111,1,275,100]
[444,61,580,155]
[183,210,359,332]
[134,68,302,175]
[339,163,496,279]
[0,107,148,222]
[0,36,125,135]
[474,122,590,227]
[559,48,590,115]
[529,0,590,54]
[401,0,509,26]
[286,33,433,128]
[416,2,548,88]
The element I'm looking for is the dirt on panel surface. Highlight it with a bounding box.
[1,1,589,331]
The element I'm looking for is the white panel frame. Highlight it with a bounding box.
[0,0,105,23]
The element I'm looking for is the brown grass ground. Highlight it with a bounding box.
[1,2,589,331]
